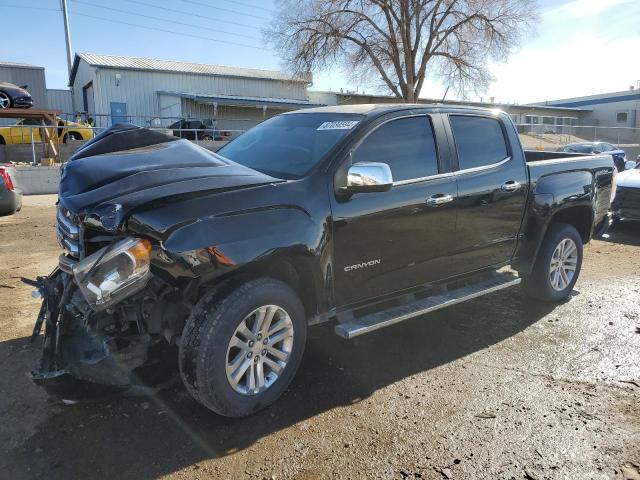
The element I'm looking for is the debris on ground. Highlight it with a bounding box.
[622,464,640,480]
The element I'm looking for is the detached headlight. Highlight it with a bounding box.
[73,237,152,310]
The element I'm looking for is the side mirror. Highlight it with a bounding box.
[625,160,637,170]
[344,162,393,193]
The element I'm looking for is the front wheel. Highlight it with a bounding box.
[179,278,306,417]
[521,222,583,302]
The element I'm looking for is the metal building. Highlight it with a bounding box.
[69,52,320,130]
[0,61,47,108]
[536,88,640,137]
[46,89,73,118]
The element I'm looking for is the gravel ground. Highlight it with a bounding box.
[0,195,639,480]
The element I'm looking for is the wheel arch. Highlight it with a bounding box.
[514,201,594,275]
[201,255,324,323]
[549,205,594,243]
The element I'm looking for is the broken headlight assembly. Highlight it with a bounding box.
[72,237,152,310]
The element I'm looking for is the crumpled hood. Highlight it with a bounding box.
[59,124,279,230]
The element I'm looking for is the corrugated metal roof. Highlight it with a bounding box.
[0,60,44,70]
[75,53,310,83]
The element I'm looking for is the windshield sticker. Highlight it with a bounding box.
[317,120,359,130]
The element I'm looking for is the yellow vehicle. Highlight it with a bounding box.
[0,118,94,145]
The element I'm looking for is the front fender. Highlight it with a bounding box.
[149,207,325,283]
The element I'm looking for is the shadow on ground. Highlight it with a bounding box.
[3,290,556,479]
[601,220,640,247]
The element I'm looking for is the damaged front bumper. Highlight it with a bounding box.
[28,269,152,400]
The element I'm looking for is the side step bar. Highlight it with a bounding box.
[334,272,521,339]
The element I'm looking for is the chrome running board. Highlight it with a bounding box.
[334,271,521,339]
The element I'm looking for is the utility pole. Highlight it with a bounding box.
[61,0,76,114]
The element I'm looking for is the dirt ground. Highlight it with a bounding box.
[0,195,639,480]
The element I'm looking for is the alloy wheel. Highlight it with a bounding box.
[0,92,10,109]
[549,238,578,291]
[225,305,294,395]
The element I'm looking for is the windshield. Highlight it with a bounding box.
[217,113,363,179]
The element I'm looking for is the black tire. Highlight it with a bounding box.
[201,134,213,141]
[521,222,583,302]
[179,278,306,417]
[63,131,82,143]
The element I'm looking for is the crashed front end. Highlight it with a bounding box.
[28,124,278,399]
[30,206,173,398]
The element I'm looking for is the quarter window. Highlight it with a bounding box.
[352,116,439,182]
[450,116,509,170]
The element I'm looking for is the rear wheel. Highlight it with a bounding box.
[0,91,10,109]
[201,134,213,141]
[179,278,306,417]
[521,222,583,302]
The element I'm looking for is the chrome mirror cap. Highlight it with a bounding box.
[345,162,393,193]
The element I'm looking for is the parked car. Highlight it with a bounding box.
[0,82,33,109]
[168,119,231,141]
[0,118,94,145]
[557,142,626,171]
[611,160,640,224]
[30,107,615,417]
[0,165,22,216]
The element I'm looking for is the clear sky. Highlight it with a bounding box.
[0,0,638,104]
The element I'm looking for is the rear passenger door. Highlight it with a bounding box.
[446,113,528,275]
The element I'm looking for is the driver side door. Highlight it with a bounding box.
[330,113,458,307]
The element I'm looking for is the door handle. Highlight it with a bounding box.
[426,194,454,207]
[501,181,521,192]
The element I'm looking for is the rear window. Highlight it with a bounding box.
[565,144,594,154]
[450,115,509,170]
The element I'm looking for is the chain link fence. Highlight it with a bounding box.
[2,121,640,166]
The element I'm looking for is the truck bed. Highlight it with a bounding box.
[524,150,615,182]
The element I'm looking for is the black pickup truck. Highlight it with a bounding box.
[31,105,615,417]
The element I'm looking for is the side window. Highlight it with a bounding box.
[450,115,509,170]
[352,116,439,182]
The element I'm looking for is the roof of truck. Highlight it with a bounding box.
[284,103,500,116]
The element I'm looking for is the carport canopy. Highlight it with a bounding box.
[158,91,324,110]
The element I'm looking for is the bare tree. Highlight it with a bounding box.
[269,0,538,102]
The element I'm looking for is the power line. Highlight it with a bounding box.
[220,0,276,14]
[70,11,268,50]
[181,0,271,21]
[69,0,262,41]
[124,0,263,31]
[0,3,60,12]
